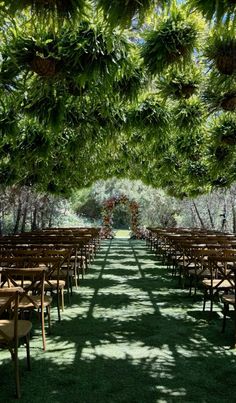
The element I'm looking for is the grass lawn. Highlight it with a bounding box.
[1,239,236,402]
[114,229,130,238]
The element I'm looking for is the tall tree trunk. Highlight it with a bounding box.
[221,199,227,232]
[229,189,236,233]
[232,205,236,234]
[190,205,197,227]
[192,201,205,228]
[48,204,54,228]
[41,212,46,229]
[0,203,3,236]
[21,192,29,233]
[13,198,22,234]
[1,208,4,236]
[31,206,37,231]
[207,203,215,229]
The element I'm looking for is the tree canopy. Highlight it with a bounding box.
[0,0,236,198]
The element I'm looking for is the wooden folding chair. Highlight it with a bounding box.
[0,288,32,398]
[221,262,236,348]
[0,256,64,322]
[202,255,235,315]
[2,268,51,351]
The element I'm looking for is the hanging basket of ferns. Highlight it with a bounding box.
[203,86,236,113]
[4,0,88,24]
[60,24,130,84]
[128,96,170,132]
[205,29,236,75]
[30,55,57,77]
[216,53,236,76]
[141,6,200,75]
[187,0,236,23]
[214,145,232,160]
[97,0,156,28]
[23,78,65,130]
[157,65,201,100]
[211,114,236,146]
[113,66,146,101]
[66,80,88,96]
[220,134,236,145]
[180,84,197,98]
[174,97,204,131]
[220,132,236,147]
[174,130,203,158]
[220,92,236,112]
[211,177,229,187]
[5,34,60,79]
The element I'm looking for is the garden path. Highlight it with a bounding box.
[1,239,236,402]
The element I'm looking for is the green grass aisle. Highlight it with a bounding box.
[1,239,236,402]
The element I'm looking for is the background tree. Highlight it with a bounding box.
[0,0,236,231]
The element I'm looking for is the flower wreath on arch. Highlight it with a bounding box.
[100,194,144,239]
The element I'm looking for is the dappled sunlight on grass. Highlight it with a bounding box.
[114,230,130,239]
[102,268,138,277]
[1,238,236,402]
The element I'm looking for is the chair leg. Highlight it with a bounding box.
[74,270,78,289]
[70,276,73,297]
[189,275,193,296]
[25,334,31,370]
[40,307,46,351]
[66,272,71,304]
[210,289,214,315]
[234,307,236,349]
[61,288,64,312]
[47,305,51,334]
[194,277,198,295]
[203,288,207,311]
[80,262,85,280]
[57,292,61,322]
[13,341,21,399]
[222,303,228,333]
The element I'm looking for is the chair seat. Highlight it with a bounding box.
[45,280,65,290]
[60,266,74,276]
[188,268,211,277]
[0,319,32,340]
[222,294,235,305]
[202,279,234,289]
[13,280,32,288]
[35,279,65,290]
[18,295,52,309]
[182,262,196,268]
[0,296,10,306]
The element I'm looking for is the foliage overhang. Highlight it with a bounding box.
[0,0,236,198]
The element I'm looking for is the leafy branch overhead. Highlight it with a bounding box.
[1,0,90,24]
[141,6,202,75]
[157,65,202,100]
[0,0,236,197]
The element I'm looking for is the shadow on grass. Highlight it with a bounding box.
[94,293,132,309]
[2,348,236,403]
[2,310,235,403]
[1,238,236,403]
[105,254,132,261]
[103,268,138,277]
[80,278,119,289]
[126,277,179,293]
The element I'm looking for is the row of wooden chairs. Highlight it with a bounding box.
[0,226,101,398]
[0,288,32,399]
[146,227,236,348]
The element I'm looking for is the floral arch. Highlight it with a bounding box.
[101,194,142,239]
